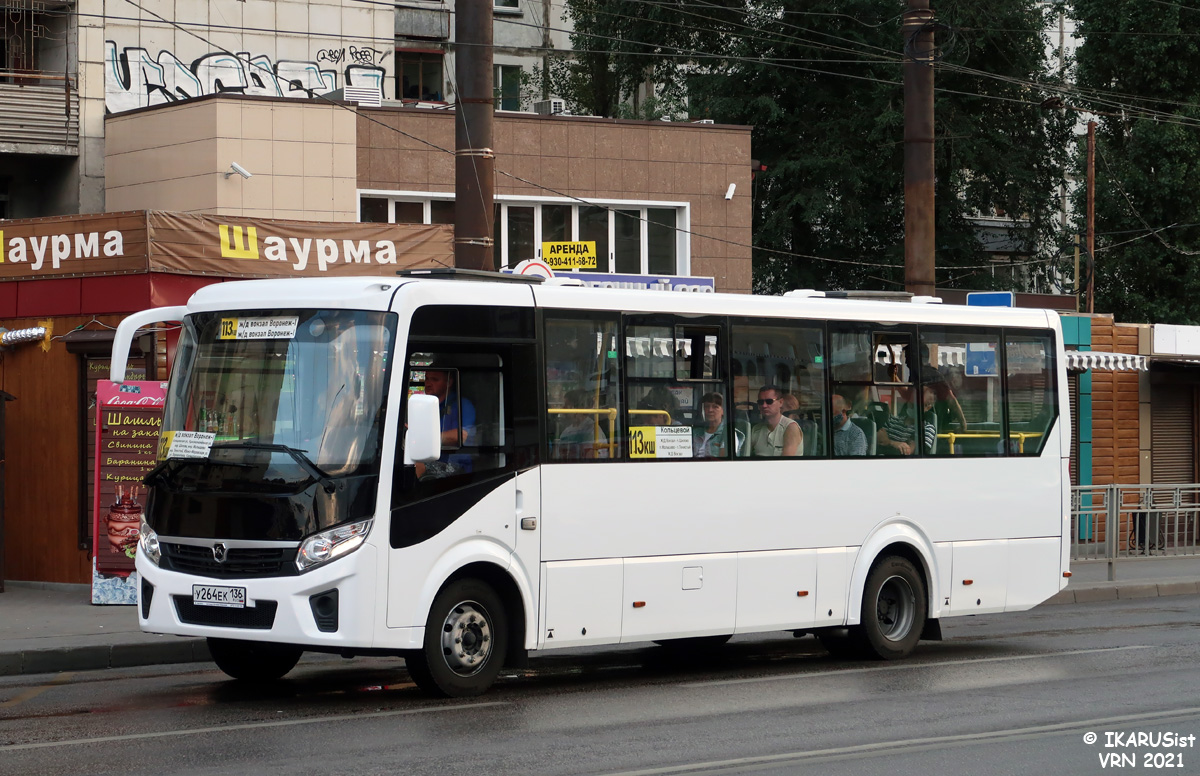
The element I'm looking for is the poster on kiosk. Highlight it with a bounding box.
[92,380,167,604]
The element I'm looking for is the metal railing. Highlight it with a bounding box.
[1070,484,1200,578]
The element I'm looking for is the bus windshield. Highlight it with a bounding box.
[163,309,396,482]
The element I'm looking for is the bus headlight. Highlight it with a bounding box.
[296,519,372,572]
[138,520,161,566]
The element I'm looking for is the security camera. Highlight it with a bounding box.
[724,183,736,200]
[225,162,252,180]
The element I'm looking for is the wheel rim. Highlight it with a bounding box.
[875,575,917,641]
[439,600,493,677]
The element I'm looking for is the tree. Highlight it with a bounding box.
[1072,0,1200,324]
[554,0,1072,294]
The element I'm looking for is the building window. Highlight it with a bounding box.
[397,51,444,102]
[356,193,689,276]
[395,201,424,224]
[494,64,522,111]
[359,197,389,223]
[494,0,520,11]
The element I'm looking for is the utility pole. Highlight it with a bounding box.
[902,0,936,297]
[1086,119,1096,314]
[454,0,495,271]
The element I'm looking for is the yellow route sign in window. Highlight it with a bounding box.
[541,241,598,270]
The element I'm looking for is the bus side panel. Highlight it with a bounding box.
[813,547,854,627]
[734,550,817,633]
[539,559,624,649]
[540,458,1060,560]
[1005,537,1062,611]
[949,540,1009,615]
[385,484,520,630]
[620,554,737,643]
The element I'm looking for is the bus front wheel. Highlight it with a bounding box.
[855,555,927,660]
[406,579,508,698]
[207,638,302,681]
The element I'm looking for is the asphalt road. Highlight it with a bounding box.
[2,597,1199,776]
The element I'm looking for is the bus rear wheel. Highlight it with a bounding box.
[406,579,508,698]
[207,638,303,681]
[854,555,927,660]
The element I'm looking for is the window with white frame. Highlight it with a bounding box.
[494,64,522,111]
[357,194,689,276]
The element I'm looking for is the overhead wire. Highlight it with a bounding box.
[105,0,1139,276]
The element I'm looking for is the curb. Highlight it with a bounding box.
[1043,580,1200,606]
[0,639,209,677]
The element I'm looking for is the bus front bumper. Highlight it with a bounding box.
[135,543,379,650]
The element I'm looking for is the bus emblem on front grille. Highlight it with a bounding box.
[212,543,228,563]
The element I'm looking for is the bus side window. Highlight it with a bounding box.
[919,326,1004,457]
[545,315,622,461]
[1005,331,1057,456]
[731,321,826,459]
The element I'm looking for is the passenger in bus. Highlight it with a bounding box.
[637,385,680,426]
[423,368,475,471]
[779,392,801,422]
[554,389,609,460]
[693,391,744,458]
[878,384,937,456]
[750,385,802,457]
[831,393,868,457]
[921,352,968,435]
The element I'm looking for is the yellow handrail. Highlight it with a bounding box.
[628,408,673,424]
[548,407,618,458]
[936,431,1044,454]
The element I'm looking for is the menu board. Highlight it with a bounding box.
[92,380,166,577]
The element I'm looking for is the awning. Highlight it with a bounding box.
[1065,351,1148,372]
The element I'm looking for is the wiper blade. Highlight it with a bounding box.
[210,443,338,494]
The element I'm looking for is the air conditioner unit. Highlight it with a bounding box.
[326,86,383,108]
[533,98,566,115]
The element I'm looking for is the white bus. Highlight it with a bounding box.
[113,270,1070,697]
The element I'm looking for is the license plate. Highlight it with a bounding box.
[192,584,246,609]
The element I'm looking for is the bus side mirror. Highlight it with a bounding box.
[404,394,441,464]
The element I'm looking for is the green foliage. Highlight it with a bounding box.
[1072,0,1200,323]
[558,0,1071,295]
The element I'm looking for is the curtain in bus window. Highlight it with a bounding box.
[544,317,621,460]
[1005,332,1057,456]
[730,322,826,458]
[919,328,1005,457]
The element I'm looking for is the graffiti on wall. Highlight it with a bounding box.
[105,40,386,114]
[315,46,388,66]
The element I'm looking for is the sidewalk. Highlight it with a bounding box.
[1,556,1199,678]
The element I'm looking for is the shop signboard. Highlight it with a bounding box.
[91,379,166,604]
[0,211,453,281]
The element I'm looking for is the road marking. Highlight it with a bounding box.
[681,645,1152,688]
[0,700,508,751]
[594,705,1200,776]
[0,673,76,709]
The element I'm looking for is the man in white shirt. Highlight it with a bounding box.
[750,385,802,457]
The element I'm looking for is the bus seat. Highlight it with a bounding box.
[734,418,751,457]
[851,416,877,456]
[798,418,818,456]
